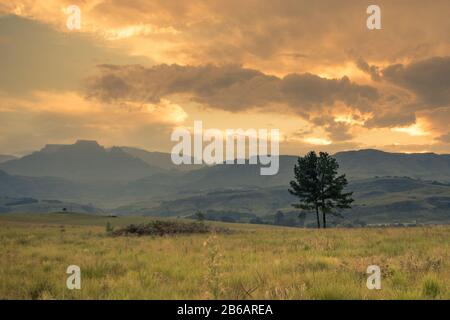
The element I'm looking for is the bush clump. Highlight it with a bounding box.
[111,220,219,237]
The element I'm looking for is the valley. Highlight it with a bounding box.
[0,141,449,227]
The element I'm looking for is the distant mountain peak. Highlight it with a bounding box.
[72,140,103,151]
[41,144,65,153]
[335,149,387,156]
[0,140,162,182]
[41,140,102,154]
[74,140,100,146]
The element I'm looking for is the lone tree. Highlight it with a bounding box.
[288,151,354,228]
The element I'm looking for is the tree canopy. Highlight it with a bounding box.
[289,151,354,228]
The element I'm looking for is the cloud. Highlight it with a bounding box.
[437,133,450,143]
[355,58,381,81]
[85,64,379,115]
[0,15,152,95]
[0,91,180,154]
[280,73,378,112]
[307,115,355,142]
[4,0,450,73]
[382,56,450,106]
[419,107,450,133]
[324,121,354,142]
[1,1,450,153]
[365,110,416,128]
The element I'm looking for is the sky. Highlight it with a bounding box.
[0,0,449,156]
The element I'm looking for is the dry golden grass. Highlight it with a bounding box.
[0,214,448,300]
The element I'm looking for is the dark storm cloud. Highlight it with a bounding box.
[419,107,450,133]
[280,73,378,111]
[364,111,416,128]
[309,115,354,142]
[382,56,450,106]
[324,121,353,142]
[85,64,379,113]
[355,58,381,81]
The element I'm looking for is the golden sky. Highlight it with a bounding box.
[0,0,449,155]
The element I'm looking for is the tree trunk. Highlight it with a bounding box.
[321,197,326,229]
[315,205,321,229]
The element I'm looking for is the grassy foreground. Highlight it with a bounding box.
[0,213,448,300]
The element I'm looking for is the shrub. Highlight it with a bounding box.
[422,277,440,299]
[111,220,229,237]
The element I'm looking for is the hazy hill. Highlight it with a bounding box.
[0,155,16,163]
[1,143,450,224]
[0,140,163,182]
[114,177,450,224]
[118,146,203,171]
[0,169,154,208]
[113,186,294,216]
[335,149,450,181]
[3,144,449,185]
[161,150,450,191]
[0,169,85,199]
[0,196,102,214]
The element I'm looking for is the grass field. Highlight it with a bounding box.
[0,213,448,300]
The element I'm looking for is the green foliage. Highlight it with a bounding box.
[422,277,441,298]
[289,151,354,228]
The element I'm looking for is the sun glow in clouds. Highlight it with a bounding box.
[392,123,429,137]
[103,24,180,40]
[144,100,188,124]
[303,137,332,145]
[334,113,367,126]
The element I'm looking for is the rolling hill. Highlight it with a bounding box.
[0,196,103,214]
[335,149,450,181]
[1,142,450,224]
[113,177,450,224]
[0,169,84,199]
[118,146,203,171]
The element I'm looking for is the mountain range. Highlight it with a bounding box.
[0,140,163,182]
[0,140,449,225]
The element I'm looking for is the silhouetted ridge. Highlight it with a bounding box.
[0,140,163,181]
